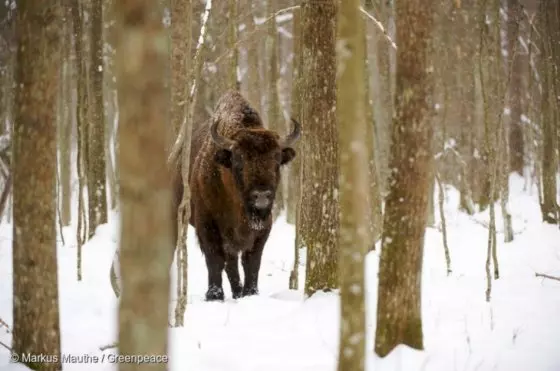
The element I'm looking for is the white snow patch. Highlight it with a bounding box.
[1,175,560,371]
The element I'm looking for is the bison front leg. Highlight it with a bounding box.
[241,231,270,297]
[197,219,226,301]
[225,253,243,299]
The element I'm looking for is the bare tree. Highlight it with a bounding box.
[374,0,434,356]
[115,0,173,369]
[336,1,368,369]
[11,2,62,370]
[301,0,339,297]
[88,0,108,237]
[507,0,524,175]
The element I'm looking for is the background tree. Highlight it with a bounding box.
[115,0,173,369]
[336,0,368,369]
[87,0,108,237]
[11,2,62,370]
[374,0,435,356]
[300,0,340,297]
[507,0,524,175]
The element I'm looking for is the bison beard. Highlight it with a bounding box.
[174,90,300,301]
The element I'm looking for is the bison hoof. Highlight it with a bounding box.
[242,286,258,297]
[205,286,224,301]
[232,288,243,299]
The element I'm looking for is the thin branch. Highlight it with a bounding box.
[359,6,397,50]
[535,272,560,282]
[99,342,118,351]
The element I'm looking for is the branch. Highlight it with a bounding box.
[535,272,560,282]
[99,342,118,351]
[359,6,397,50]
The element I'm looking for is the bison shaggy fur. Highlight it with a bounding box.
[172,90,301,301]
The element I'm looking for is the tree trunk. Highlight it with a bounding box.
[362,7,383,248]
[539,0,559,224]
[336,1,368,369]
[267,0,284,220]
[245,1,261,109]
[12,2,62,370]
[59,8,72,227]
[87,0,108,238]
[368,0,393,196]
[227,0,238,90]
[115,0,173,369]
[374,0,434,357]
[286,5,302,225]
[301,0,339,297]
[507,0,524,175]
[171,0,192,141]
[71,0,89,250]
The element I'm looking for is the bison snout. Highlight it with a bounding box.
[251,189,273,209]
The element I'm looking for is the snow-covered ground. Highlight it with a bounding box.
[1,174,559,371]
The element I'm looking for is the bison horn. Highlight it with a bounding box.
[280,117,302,148]
[210,119,236,150]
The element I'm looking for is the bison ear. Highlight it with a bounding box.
[280,147,296,165]
[214,149,232,168]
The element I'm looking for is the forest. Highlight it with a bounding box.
[0,0,559,370]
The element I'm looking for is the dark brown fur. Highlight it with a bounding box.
[172,90,300,301]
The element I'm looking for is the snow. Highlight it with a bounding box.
[1,173,560,371]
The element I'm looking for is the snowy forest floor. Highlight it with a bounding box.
[1,174,560,371]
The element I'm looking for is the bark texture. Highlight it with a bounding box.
[12,2,62,370]
[336,1,368,369]
[301,0,339,296]
[116,1,173,369]
[374,0,434,357]
[507,0,524,175]
[88,0,108,236]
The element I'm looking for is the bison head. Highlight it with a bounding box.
[210,118,301,229]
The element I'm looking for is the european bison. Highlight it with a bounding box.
[173,90,301,301]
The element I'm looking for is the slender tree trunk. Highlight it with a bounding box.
[374,0,434,357]
[539,0,559,224]
[507,0,524,175]
[171,0,192,140]
[245,2,261,109]
[286,5,302,225]
[362,9,382,248]
[227,0,238,90]
[116,1,173,369]
[301,0,339,296]
[267,0,284,220]
[71,0,89,256]
[368,0,393,195]
[336,1,368,369]
[12,2,62,369]
[87,0,108,237]
[59,10,72,227]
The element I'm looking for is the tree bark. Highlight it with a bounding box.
[170,0,192,141]
[11,2,62,369]
[267,0,284,220]
[286,5,302,225]
[507,0,524,175]
[539,0,559,224]
[87,0,108,237]
[336,1,368,369]
[301,0,339,297]
[374,0,434,357]
[59,7,72,227]
[115,1,173,369]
